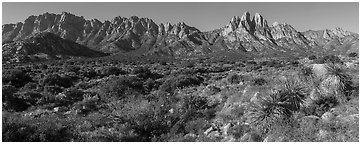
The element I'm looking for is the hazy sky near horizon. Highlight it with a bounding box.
[2,2,359,33]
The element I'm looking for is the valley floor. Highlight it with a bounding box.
[2,53,359,142]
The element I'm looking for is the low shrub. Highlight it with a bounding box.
[100,76,145,102]
[348,52,357,58]
[160,75,204,93]
[41,74,74,88]
[252,78,267,86]
[315,55,342,64]
[2,112,78,142]
[227,73,243,84]
[3,68,33,88]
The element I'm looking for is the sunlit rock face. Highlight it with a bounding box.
[3,11,358,56]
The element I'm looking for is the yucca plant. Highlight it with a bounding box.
[323,63,353,103]
[248,77,309,135]
[277,77,309,111]
[248,90,292,136]
[249,91,292,122]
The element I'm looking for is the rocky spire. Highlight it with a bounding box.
[240,11,254,32]
[253,13,268,28]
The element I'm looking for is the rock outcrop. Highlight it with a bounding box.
[2,11,359,57]
[2,12,207,55]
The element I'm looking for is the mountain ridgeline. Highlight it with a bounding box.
[2,11,359,62]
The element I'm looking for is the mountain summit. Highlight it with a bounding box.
[2,11,358,57]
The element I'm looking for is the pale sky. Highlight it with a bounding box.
[2,2,359,33]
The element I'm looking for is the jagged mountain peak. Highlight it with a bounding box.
[240,11,251,22]
[253,13,268,27]
[2,11,358,57]
[224,11,270,33]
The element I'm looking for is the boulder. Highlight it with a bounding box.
[221,123,233,136]
[239,132,261,142]
[321,112,335,122]
[263,134,286,142]
[312,64,328,78]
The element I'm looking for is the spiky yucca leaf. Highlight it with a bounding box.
[248,90,292,123]
[277,77,309,111]
[323,63,353,103]
[248,90,293,136]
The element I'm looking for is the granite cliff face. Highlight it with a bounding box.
[302,27,359,54]
[202,11,357,55]
[2,11,359,57]
[3,12,208,55]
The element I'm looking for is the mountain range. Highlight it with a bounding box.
[2,11,359,62]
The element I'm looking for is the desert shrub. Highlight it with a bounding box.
[302,96,339,117]
[73,93,100,115]
[64,65,81,73]
[348,52,357,58]
[227,73,243,84]
[104,95,175,141]
[183,61,196,68]
[2,85,30,112]
[132,67,162,79]
[62,88,85,105]
[299,66,314,78]
[21,82,39,92]
[206,85,221,95]
[41,74,74,88]
[160,75,204,93]
[143,78,158,93]
[252,77,267,86]
[260,60,282,68]
[2,68,33,88]
[39,64,48,70]
[81,69,97,79]
[315,55,342,64]
[181,95,209,111]
[18,91,43,106]
[291,61,300,67]
[2,113,78,142]
[229,124,252,139]
[308,55,317,60]
[101,66,127,77]
[208,66,228,73]
[43,85,63,95]
[100,76,144,102]
[184,118,211,134]
[316,116,359,142]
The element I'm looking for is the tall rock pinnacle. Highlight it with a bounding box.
[240,11,254,32]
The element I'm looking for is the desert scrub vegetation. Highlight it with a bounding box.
[2,53,358,142]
